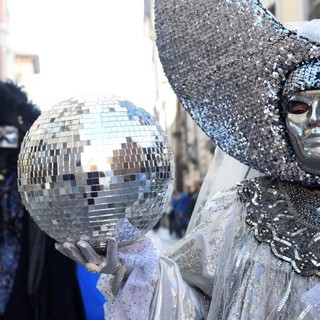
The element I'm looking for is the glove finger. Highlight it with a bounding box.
[111,263,127,296]
[61,242,87,265]
[102,238,121,274]
[55,243,67,255]
[55,242,82,263]
[77,240,102,265]
[106,238,119,265]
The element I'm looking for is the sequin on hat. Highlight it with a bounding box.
[155,0,320,185]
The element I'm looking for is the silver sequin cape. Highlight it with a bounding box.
[155,0,320,185]
[238,177,320,277]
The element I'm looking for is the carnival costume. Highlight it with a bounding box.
[60,0,320,319]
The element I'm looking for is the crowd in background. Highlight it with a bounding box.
[154,180,202,239]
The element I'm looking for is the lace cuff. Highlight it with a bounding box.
[97,238,159,319]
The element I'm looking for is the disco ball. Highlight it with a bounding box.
[18,95,175,252]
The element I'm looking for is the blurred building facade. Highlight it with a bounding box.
[261,0,320,21]
[0,0,13,79]
[0,0,39,90]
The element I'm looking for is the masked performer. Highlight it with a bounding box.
[0,81,85,320]
[57,1,320,319]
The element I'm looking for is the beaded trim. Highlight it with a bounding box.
[239,177,320,276]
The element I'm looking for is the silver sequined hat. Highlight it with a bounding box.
[283,61,320,107]
[155,0,320,185]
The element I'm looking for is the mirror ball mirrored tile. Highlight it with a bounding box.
[18,95,175,252]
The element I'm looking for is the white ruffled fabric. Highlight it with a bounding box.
[97,238,159,320]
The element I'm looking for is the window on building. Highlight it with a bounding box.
[309,0,320,19]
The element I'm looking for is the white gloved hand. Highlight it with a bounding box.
[55,237,159,298]
[55,238,127,295]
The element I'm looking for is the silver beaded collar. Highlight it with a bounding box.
[238,177,320,277]
[155,0,320,186]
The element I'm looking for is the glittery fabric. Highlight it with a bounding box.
[155,0,320,185]
[239,177,320,277]
[96,178,320,318]
[283,61,320,109]
[17,95,175,251]
[97,238,160,319]
[154,184,319,318]
[97,238,206,320]
[0,170,24,315]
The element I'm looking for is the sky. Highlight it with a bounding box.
[8,0,156,112]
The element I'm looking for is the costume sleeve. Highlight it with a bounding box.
[149,187,243,319]
[97,187,242,319]
[149,256,207,319]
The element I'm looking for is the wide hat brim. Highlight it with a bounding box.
[155,0,320,185]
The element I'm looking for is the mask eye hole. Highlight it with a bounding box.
[287,101,310,114]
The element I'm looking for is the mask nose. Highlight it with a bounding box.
[309,99,320,128]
